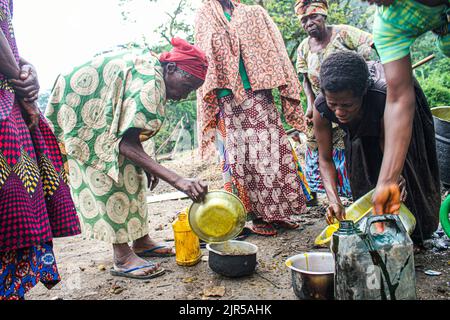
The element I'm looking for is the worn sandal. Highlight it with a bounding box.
[273,221,300,230]
[247,221,277,237]
[135,243,175,258]
[110,262,165,280]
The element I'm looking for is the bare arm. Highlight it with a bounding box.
[314,106,345,223]
[119,128,208,203]
[0,28,20,79]
[302,74,316,120]
[0,29,40,129]
[373,55,415,215]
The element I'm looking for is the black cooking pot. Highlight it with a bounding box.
[206,241,258,278]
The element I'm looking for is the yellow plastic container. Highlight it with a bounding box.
[315,190,416,247]
[172,209,202,266]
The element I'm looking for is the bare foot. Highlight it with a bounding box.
[132,235,175,256]
[247,219,277,237]
[113,244,161,277]
[273,220,300,230]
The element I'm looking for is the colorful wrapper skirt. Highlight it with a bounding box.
[305,146,352,198]
[215,90,310,223]
[0,243,60,300]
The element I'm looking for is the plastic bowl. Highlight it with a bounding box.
[315,190,416,247]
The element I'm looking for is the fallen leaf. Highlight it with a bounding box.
[203,286,226,297]
[113,287,125,295]
[98,264,106,271]
[182,277,197,283]
[272,249,283,258]
[110,284,125,295]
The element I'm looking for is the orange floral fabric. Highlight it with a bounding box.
[295,0,328,20]
[194,0,306,158]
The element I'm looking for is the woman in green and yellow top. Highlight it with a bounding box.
[360,0,449,217]
[46,38,209,280]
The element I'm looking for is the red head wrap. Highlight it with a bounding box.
[159,38,208,81]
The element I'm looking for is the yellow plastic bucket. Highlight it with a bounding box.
[315,190,416,247]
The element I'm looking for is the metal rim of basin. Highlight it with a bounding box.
[188,190,247,243]
[206,240,259,256]
[286,252,334,275]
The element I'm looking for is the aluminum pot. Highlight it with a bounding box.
[206,241,258,278]
[286,252,335,300]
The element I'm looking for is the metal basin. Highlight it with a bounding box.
[206,241,258,278]
[286,252,335,300]
[189,190,246,243]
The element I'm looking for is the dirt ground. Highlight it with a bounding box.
[28,151,450,301]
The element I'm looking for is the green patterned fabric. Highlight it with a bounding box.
[45,48,166,244]
[373,0,450,64]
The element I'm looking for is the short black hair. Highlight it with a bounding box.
[320,51,370,97]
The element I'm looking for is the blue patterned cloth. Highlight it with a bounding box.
[305,146,352,198]
[0,243,60,300]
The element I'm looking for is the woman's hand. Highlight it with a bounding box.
[372,181,402,215]
[145,172,160,191]
[19,99,40,131]
[305,103,314,124]
[175,178,208,203]
[326,202,346,225]
[10,64,40,102]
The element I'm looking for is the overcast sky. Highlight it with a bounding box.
[13,0,202,91]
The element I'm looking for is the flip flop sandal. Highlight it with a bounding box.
[135,244,176,258]
[110,263,166,280]
[234,227,252,241]
[273,221,300,230]
[247,223,277,237]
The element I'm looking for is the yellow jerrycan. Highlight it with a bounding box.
[172,209,202,266]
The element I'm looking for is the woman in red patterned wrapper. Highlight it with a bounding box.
[194,0,312,236]
[0,0,81,300]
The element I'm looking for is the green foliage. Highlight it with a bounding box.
[152,94,198,154]
[416,59,450,108]
[155,0,196,45]
[412,33,450,108]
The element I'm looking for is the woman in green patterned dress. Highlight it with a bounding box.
[45,38,209,280]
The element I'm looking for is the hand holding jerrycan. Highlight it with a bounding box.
[172,209,202,266]
[332,215,416,300]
